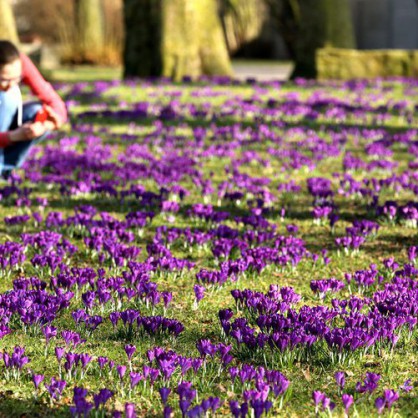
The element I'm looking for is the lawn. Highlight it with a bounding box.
[0,71,417,417]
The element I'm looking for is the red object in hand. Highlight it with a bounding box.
[35,107,48,123]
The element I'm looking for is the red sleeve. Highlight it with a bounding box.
[20,53,67,123]
[0,132,11,148]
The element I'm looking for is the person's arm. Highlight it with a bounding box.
[0,132,11,148]
[20,53,67,127]
[0,124,47,147]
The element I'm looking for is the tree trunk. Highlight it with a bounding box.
[123,0,232,80]
[268,0,356,79]
[0,0,19,44]
[75,0,105,63]
[123,0,163,78]
[220,0,265,55]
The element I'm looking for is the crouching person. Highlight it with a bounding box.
[0,40,67,178]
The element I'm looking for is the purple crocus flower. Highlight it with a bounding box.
[117,364,127,380]
[45,377,66,400]
[178,381,196,402]
[80,353,92,369]
[162,292,173,308]
[342,394,354,415]
[400,379,413,392]
[32,374,44,390]
[70,387,92,418]
[229,401,241,418]
[408,246,417,263]
[125,403,136,418]
[286,224,298,234]
[196,339,217,358]
[55,347,66,363]
[312,390,325,412]
[231,400,250,417]
[42,325,57,343]
[312,391,334,413]
[93,388,114,409]
[130,372,143,389]
[163,406,172,418]
[124,344,136,360]
[109,312,120,328]
[335,371,346,390]
[383,389,399,408]
[356,372,380,394]
[193,285,205,303]
[159,387,171,405]
[179,400,190,417]
[375,397,385,414]
[158,358,176,380]
[97,356,108,370]
[178,357,192,376]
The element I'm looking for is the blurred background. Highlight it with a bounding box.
[1,0,418,81]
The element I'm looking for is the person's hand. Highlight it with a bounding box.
[9,122,48,142]
[44,105,63,130]
[9,124,34,142]
[27,121,49,137]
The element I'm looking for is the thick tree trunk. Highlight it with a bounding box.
[0,0,19,44]
[268,0,355,79]
[220,0,265,55]
[123,0,163,78]
[123,0,232,80]
[75,0,105,63]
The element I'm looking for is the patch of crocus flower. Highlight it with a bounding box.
[0,75,417,416]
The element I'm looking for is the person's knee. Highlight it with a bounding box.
[22,102,43,123]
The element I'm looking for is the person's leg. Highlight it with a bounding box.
[0,87,21,176]
[3,102,50,171]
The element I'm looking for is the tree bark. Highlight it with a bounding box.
[268,0,356,79]
[219,0,265,55]
[0,0,19,44]
[123,0,163,78]
[75,0,105,63]
[123,0,232,80]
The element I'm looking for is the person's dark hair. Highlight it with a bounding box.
[0,40,20,66]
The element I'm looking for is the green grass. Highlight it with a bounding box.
[0,68,417,417]
[45,65,123,82]
[44,60,292,83]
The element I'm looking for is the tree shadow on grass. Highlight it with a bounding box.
[0,395,68,418]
